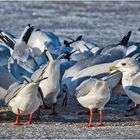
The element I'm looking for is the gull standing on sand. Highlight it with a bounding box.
[5,75,46,125]
[110,57,140,115]
[31,49,63,114]
[76,77,111,127]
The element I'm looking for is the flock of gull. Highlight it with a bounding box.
[0,24,140,127]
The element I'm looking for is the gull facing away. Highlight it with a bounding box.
[76,77,111,127]
[5,75,47,125]
[110,57,140,115]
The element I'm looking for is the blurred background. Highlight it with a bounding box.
[0,1,140,46]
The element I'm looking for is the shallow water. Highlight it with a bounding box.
[0,1,140,46]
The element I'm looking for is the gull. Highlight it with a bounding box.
[0,30,16,50]
[76,77,111,127]
[62,36,100,62]
[62,31,131,83]
[8,25,39,81]
[110,57,140,115]
[63,31,131,79]
[61,30,131,106]
[61,31,131,101]
[61,60,122,108]
[26,28,62,59]
[97,31,131,55]
[5,75,46,125]
[31,50,65,114]
[63,35,100,53]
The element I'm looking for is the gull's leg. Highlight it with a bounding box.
[125,103,139,116]
[78,108,98,115]
[40,102,51,109]
[20,114,33,125]
[11,108,20,125]
[126,99,133,111]
[62,93,67,107]
[127,99,132,105]
[50,103,57,115]
[35,106,41,120]
[98,110,104,126]
[85,109,93,127]
[135,103,139,109]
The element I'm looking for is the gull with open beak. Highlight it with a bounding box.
[110,57,140,115]
[5,75,46,125]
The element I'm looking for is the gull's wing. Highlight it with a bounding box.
[76,78,96,98]
[5,82,26,105]
[31,65,48,82]
[127,72,140,94]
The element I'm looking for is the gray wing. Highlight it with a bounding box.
[127,73,140,94]
[31,65,47,82]
[71,51,93,61]
[5,82,26,105]
[69,47,126,73]
[101,45,126,58]
[76,78,96,98]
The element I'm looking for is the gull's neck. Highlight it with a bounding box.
[122,69,139,87]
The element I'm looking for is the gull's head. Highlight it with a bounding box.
[110,58,140,73]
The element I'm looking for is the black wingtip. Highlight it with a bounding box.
[23,26,34,44]
[44,48,48,52]
[63,51,70,60]
[64,40,70,47]
[118,31,132,47]
[76,35,82,41]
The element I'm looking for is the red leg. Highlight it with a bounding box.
[20,114,32,125]
[11,108,20,125]
[78,109,98,115]
[127,103,139,112]
[125,103,138,117]
[85,109,93,127]
[98,110,104,126]
[135,103,139,109]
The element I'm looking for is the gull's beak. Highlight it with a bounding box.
[110,66,120,72]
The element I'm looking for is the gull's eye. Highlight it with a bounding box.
[121,63,126,66]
